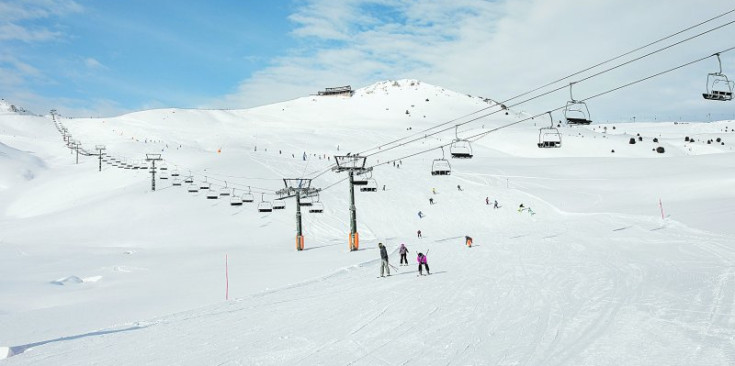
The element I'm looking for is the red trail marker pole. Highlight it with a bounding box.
[659,199,665,220]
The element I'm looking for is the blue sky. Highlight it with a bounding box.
[1,0,734,121]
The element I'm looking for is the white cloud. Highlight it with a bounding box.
[84,57,106,69]
[215,0,735,121]
[0,0,82,42]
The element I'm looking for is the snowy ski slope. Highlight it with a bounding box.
[0,81,734,365]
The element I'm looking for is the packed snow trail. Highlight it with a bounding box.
[5,212,735,365]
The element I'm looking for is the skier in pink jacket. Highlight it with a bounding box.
[417,252,430,275]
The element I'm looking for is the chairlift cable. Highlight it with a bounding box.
[362,18,735,159]
[355,9,735,157]
[363,45,735,169]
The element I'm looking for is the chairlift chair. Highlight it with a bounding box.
[219,181,230,197]
[171,169,180,177]
[360,178,378,192]
[172,177,182,186]
[299,192,313,206]
[242,187,255,203]
[564,83,592,125]
[159,163,168,171]
[309,193,324,213]
[273,200,286,210]
[230,189,242,206]
[257,194,273,212]
[188,183,199,193]
[450,126,474,158]
[159,171,169,180]
[431,147,452,175]
[200,177,210,190]
[206,187,218,199]
[184,175,194,184]
[538,112,562,148]
[703,53,734,101]
[353,170,369,185]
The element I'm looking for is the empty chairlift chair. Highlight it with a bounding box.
[242,187,255,203]
[299,192,313,207]
[219,181,230,197]
[360,178,378,192]
[450,126,474,159]
[187,183,199,193]
[159,163,168,171]
[538,112,562,148]
[171,168,180,177]
[184,174,194,184]
[431,147,452,176]
[257,194,273,212]
[564,82,593,125]
[172,177,182,186]
[309,193,324,213]
[200,177,210,190]
[273,199,286,210]
[206,186,219,199]
[159,170,169,180]
[702,53,734,101]
[230,189,242,206]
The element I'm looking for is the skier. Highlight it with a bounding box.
[457,184,462,191]
[399,244,409,266]
[429,198,434,205]
[485,197,489,205]
[493,200,499,209]
[432,188,437,195]
[417,252,430,275]
[465,235,473,248]
[417,230,422,238]
[379,243,390,277]
[418,211,424,218]
[518,203,525,213]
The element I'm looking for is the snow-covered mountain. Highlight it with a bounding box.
[1,80,734,365]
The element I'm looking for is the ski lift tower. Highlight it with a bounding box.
[70,140,80,164]
[333,155,371,251]
[146,153,162,191]
[95,145,106,172]
[283,178,318,251]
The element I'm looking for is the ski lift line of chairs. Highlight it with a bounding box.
[450,126,473,159]
[564,82,592,125]
[538,111,562,148]
[258,194,273,212]
[703,53,734,101]
[431,146,451,176]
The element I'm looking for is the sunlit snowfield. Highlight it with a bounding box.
[1,81,734,365]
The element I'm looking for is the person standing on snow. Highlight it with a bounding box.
[485,197,489,205]
[418,211,424,218]
[417,230,422,238]
[493,200,499,209]
[399,244,409,265]
[417,252,430,275]
[379,243,391,277]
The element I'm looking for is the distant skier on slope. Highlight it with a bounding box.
[493,200,499,209]
[418,211,424,218]
[486,197,489,205]
[399,243,409,266]
[417,230,422,238]
[417,252,430,276]
[379,243,391,277]
[465,236,473,248]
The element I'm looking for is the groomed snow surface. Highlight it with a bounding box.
[1,80,734,365]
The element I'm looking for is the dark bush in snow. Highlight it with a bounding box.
[611,149,615,153]
[629,138,636,144]
[685,136,690,142]
[653,137,659,142]
[716,137,722,142]
[638,136,643,141]
[656,146,665,153]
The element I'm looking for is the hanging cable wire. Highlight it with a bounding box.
[363,45,735,170]
[355,8,735,157]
